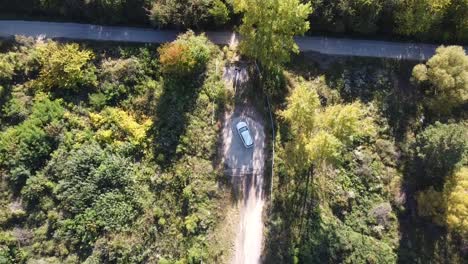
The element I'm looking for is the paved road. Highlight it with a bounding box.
[2,20,467,60]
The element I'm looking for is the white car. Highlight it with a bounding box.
[236,121,254,148]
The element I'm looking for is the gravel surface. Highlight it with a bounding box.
[223,114,265,177]
[222,64,266,264]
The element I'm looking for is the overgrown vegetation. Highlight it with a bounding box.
[263,49,467,263]
[0,33,230,263]
[0,1,467,263]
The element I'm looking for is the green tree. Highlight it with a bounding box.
[396,0,450,36]
[281,78,376,168]
[36,41,97,91]
[49,142,136,215]
[62,192,139,249]
[233,0,312,70]
[149,0,230,29]
[316,102,376,143]
[0,94,64,189]
[413,122,467,186]
[209,0,230,26]
[412,45,468,114]
[0,54,15,81]
[280,81,320,136]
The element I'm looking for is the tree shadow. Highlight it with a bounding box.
[397,151,467,263]
[151,75,205,168]
[262,166,322,264]
[397,215,466,263]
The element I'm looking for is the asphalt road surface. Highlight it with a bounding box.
[2,20,467,60]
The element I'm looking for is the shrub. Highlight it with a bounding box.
[0,94,64,189]
[36,42,97,91]
[89,107,152,148]
[413,122,467,186]
[158,31,213,76]
[412,46,468,115]
[149,0,231,28]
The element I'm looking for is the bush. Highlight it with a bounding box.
[49,142,136,215]
[412,46,468,115]
[158,31,213,76]
[36,42,97,91]
[149,0,231,28]
[89,107,152,149]
[412,122,467,187]
[95,57,144,105]
[0,94,64,189]
[21,173,55,209]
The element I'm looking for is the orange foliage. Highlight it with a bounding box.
[158,43,195,74]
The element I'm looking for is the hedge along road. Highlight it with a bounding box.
[1,20,468,60]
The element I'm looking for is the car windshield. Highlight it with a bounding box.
[239,126,248,133]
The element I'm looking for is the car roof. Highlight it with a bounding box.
[241,130,253,146]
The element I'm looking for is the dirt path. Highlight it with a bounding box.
[222,65,266,264]
[232,173,266,264]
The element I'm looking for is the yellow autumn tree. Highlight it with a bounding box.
[36,41,97,90]
[280,81,320,136]
[90,107,152,147]
[281,77,376,169]
[417,166,468,236]
[316,102,376,143]
[445,167,468,236]
[412,46,468,114]
[233,0,312,70]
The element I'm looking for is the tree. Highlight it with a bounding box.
[305,131,342,166]
[36,41,97,91]
[416,166,467,236]
[395,0,450,36]
[149,0,230,29]
[316,0,384,34]
[391,0,468,42]
[444,167,468,235]
[412,46,468,114]
[281,78,376,168]
[158,31,213,76]
[233,0,312,70]
[316,102,376,143]
[0,54,15,81]
[413,122,467,186]
[209,0,230,26]
[280,81,320,136]
[0,94,64,189]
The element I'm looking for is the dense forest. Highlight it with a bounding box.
[1,0,467,43]
[0,33,233,263]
